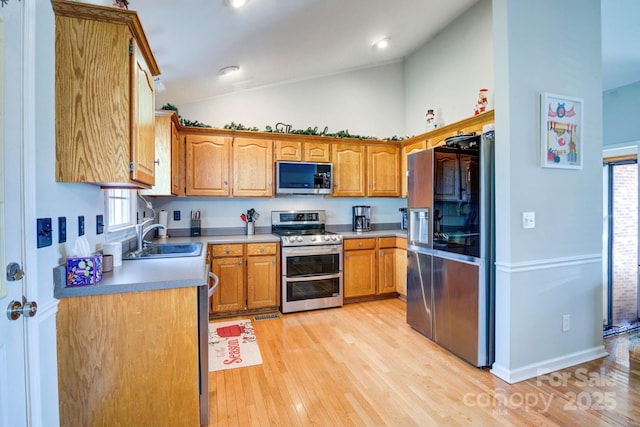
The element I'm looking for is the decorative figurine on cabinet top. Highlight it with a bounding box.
[425,109,438,131]
[474,88,489,115]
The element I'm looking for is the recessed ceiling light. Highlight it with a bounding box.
[218,65,240,76]
[373,37,390,49]
[224,0,247,8]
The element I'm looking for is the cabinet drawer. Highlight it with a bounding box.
[344,238,376,251]
[378,237,397,249]
[210,244,243,257]
[396,237,407,250]
[246,243,278,256]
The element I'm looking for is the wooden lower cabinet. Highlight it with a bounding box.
[344,236,407,301]
[56,287,200,426]
[210,242,279,316]
[344,240,377,298]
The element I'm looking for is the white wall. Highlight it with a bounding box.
[403,0,494,136]
[172,62,405,140]
[603,81,640,146]
[490,0,606,383]
[34,2,106,424]
[152,196,406,233]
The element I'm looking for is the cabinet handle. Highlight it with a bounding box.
[358,241,363,247]
[260,246,265,252]
[224,180,228,186]
[154,158,160,165]
[225,248,230,254]
[272,258,276,264]
[345,253,349,258]
[237,260,242,265]
[380,251,384,257]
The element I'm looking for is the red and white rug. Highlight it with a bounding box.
[208,319,263,372]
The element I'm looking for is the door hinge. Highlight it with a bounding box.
[129,162,135,172]
[129,41,134,55]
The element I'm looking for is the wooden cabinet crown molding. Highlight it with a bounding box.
[51,0,160,76]
[401,109,495,149]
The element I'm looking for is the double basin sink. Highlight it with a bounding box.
[123,242,203,260]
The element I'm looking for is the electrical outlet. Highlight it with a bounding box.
[562,314,571,332]
[37,218,53,248]
[522,211,535,229]
[78,215,85,236]
[58,216,67,243]
[173,210,181,221]
[96,214,104,235]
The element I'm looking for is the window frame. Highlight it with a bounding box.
[104,189,137,232]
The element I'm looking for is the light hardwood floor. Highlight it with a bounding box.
[208,298,640,426]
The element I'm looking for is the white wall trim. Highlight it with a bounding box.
[22,0,42,425]
[495,253,602,273]
[490,345,609,384]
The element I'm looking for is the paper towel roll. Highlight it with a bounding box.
[158,210,168,237]
[103,242,122,267]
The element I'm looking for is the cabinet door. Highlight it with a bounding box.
[395,248,407,296]
[141,111,172,195]
[185,134,231,196]
[274,140,302,161]
[171,119,183,196]
[55,17,132,185]
[378,248,397,295]
[247,255,278,309]
[304,141,330,162]
[233,138,273,197]
[332,143,366,197]
[344,249,376,298]
[130,39,156,186]
[401,141,427,197]
[434,152,458,200]
[211,257,245,312]
[367,145,400,197]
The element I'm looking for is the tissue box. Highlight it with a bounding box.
[66,254,103,286]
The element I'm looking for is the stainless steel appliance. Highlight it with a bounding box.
[399,207,407,230]
[352,205,371,232]
[275,161,333,195]
[406,130,495,367]
[271,210,343,313]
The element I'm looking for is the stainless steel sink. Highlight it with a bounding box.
[123,242,203,260]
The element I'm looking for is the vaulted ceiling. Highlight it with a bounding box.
[132,0,639,106]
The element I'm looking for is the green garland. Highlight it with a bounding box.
[161,103,409,141]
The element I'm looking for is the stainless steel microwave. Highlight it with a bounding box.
[275,161,333,195]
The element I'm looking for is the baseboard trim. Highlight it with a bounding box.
[490,345,609,384]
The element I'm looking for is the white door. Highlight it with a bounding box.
[0,1,28,426]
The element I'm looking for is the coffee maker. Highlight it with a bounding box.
[352,206,371,232]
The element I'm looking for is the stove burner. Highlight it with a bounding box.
[271,210,343,247]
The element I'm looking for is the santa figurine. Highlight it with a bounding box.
[425,109,437,131]
[474,88,488,115]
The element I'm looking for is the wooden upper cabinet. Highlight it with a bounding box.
[367,144,400,197]
[304,141,331,162]
[274,140,330,162]
[401,140,427,197]
[52,0,159,188]
[185,134,231,196]
[141,111,178,196]
[170,116,184,196]
[332,143,366,197]
[233,138,273,197]
[130,40,156,186]
[274,141,302,161]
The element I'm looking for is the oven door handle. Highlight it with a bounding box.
[283,273,342,282]
[281,246,343,256]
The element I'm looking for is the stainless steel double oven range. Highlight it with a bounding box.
[271,210,343,313]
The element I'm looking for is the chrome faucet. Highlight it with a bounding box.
[136,219,166,252]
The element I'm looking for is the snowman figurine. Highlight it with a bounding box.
[425,109,437,131]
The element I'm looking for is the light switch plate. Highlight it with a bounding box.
[37,217,53,248]
[58,216,67,243]
[78,215,85,236]
[96,214,104,235]
[522,211,535,229]
[173,210,181,221]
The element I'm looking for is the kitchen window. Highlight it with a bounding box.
[104,189,136,231]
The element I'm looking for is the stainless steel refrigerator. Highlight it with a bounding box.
[406,130,495,367]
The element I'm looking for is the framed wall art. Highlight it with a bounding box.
[540,92,583,169]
